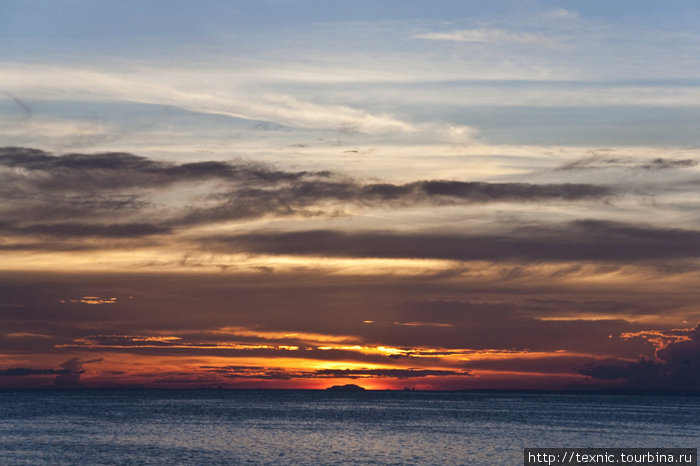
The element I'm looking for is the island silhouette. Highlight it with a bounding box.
[325,384,366,391]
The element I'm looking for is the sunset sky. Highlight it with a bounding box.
[2,0,700,390]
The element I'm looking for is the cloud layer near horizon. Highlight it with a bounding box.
[2,145,700,390]
[0,268,698,390]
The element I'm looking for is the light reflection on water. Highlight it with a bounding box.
[0,390,698,465]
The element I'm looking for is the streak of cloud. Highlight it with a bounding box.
[0,147,614,247]
[415,28,554,45]
[202,220,700,263]
[6,93,32,120]
[558,155,698,171]
[0,367,69,376]
[200,366,469,380]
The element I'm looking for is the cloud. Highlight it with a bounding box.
[0,146,330,239]
[643,158,697,169]
[579,323,700,390]
[48,298,640,357]
[20,290,643,365]
[558,155,698,171]
[0,147,608,202]
[169,178,610,229]
[0,222,171,238]
[415,28,554,46]
[0,147,613,247]
[340,179,609,203]
[0,367,69,376]
[52,358,102,388]
[0,268,681,389]
[201,366,469,380]
[461,355,628,375]
[6,93,32,120]
[168,178,610,228]
[312,368,469,379]
[0,269,675,358]
[0,146,319,191]
[0,357,102,388]
[354,300,638,354]
[545,8,579,20]
[0,64,419,135]
[201,219,700,263]
[201,366,297,380]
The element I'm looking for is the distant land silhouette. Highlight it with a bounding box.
[325,384,366,391]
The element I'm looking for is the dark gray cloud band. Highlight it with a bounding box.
[202,219,700,262]
[0,367,69,376]
[0,146,320,189]
[0,147,613,244]
[0,222,171,238]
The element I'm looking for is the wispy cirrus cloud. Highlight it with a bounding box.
[415,28,554,46]
[544,8,579,21]
[0,64,420,135]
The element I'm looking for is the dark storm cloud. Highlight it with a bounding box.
[202,219,700,262]
[579,323,700,390]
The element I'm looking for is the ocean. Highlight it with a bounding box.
[0,390,698,465]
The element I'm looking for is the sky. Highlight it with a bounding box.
[1,0,700,390]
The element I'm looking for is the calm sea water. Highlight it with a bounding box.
[0,390,698,465]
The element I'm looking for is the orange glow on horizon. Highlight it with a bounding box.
[1,346,619,391]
